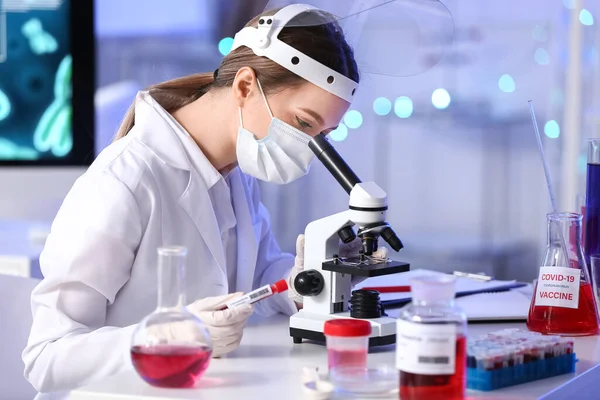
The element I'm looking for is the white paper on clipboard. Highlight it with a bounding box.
[356,269,532,321]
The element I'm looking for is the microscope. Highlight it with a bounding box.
[289,134,410,347]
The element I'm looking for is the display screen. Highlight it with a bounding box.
[0,0,93,165]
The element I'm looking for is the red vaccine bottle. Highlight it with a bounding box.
[527,213,599,336]
[396,275,467,400]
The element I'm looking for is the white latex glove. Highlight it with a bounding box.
[187,292,253,357]
[287,234,389,302]
[287,235,306,303]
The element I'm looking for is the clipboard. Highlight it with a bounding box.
[355,269,531,321]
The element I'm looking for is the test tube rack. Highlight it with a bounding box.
[466,329,577,391]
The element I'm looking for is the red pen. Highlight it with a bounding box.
[360,285,411,293]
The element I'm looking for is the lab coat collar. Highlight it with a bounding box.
[134,91,228,276]
[134,91,223,189]
[229,171,260,293]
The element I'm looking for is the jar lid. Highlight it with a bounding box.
[410,274,456,302]
[324,319,372,337]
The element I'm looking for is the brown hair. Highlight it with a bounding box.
[114,8,359,140]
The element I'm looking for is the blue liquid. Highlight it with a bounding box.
[584,163,600,261]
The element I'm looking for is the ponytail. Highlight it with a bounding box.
[113,72,214,141]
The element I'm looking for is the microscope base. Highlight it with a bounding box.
[289,310,396,347]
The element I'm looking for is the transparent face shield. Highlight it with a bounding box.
[231,0,454,102]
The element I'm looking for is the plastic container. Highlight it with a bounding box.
[396,274,467,400]
[324,319,371,370]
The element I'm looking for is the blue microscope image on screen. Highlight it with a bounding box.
[0,0,71,160]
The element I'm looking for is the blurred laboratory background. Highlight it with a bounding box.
[2,0,600,284]
[0,0,598,283]
[92,0,599,283]
[0,0,599,397]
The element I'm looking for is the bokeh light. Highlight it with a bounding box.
[431,88,451,109]
[544,120,560,139]
[329,123,348,142]
[498,74,516,93]
[218,37,234,56]
[534,48,550,65]
[394,97,413,118]
[373,97,392,116]
[580,9,594,26]
[344,110,363,129]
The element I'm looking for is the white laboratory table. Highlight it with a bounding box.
[70,312,600,400]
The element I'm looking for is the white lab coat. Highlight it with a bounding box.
[22,92,297,397]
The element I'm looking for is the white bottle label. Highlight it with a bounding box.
[534,266,580,309]
[396,320,457,375]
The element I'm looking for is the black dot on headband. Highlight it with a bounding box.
[267,19,273,24]
[327,76,334,84]
[352,88,356,95]
[291,56,300,65]
[259,19,265,24]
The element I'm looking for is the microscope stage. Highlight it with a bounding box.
[289,311,397,347]
[322,259,410,277]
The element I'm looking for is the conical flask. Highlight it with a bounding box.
[527,213,600,336]
[130,246,213,388]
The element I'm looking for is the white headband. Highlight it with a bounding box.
[230,4,358,103]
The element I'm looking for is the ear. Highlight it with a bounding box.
[232,67,258,108]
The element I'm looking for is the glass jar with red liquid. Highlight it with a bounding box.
[396,275,467,400]
[527,213,600,336]
[130,246,213,388]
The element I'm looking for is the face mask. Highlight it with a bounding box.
[236,80,315,184]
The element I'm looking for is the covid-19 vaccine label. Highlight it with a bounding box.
[534,266,580,309]
[396,320,456,375]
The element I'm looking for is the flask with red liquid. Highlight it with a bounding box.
[396,275,467,400]
[527,213,600,336]
[130,246,213,388]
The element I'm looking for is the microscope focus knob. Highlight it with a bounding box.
[338,226,356,244]
[294,270,324,297]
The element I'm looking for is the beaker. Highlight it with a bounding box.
[130,246,213,388]
[527,213,600,336]
[585,139,600,263]
[590,255,600,315]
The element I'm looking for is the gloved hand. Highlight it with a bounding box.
[187,293,253,358]
[287,235,306,303]
[288,234,389,303]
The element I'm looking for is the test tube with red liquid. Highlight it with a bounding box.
[225,279,289,309]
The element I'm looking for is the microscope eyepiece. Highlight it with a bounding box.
[381,226,404,252]
[309,134,361,194]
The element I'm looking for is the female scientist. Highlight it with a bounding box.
[22,4,369,396]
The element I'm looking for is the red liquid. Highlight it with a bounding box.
[527,282,599,336]
[399,336,466,400]
[327,348,367,370]
[131,345,212,388]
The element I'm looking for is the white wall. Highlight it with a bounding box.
[0,168,83,221]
